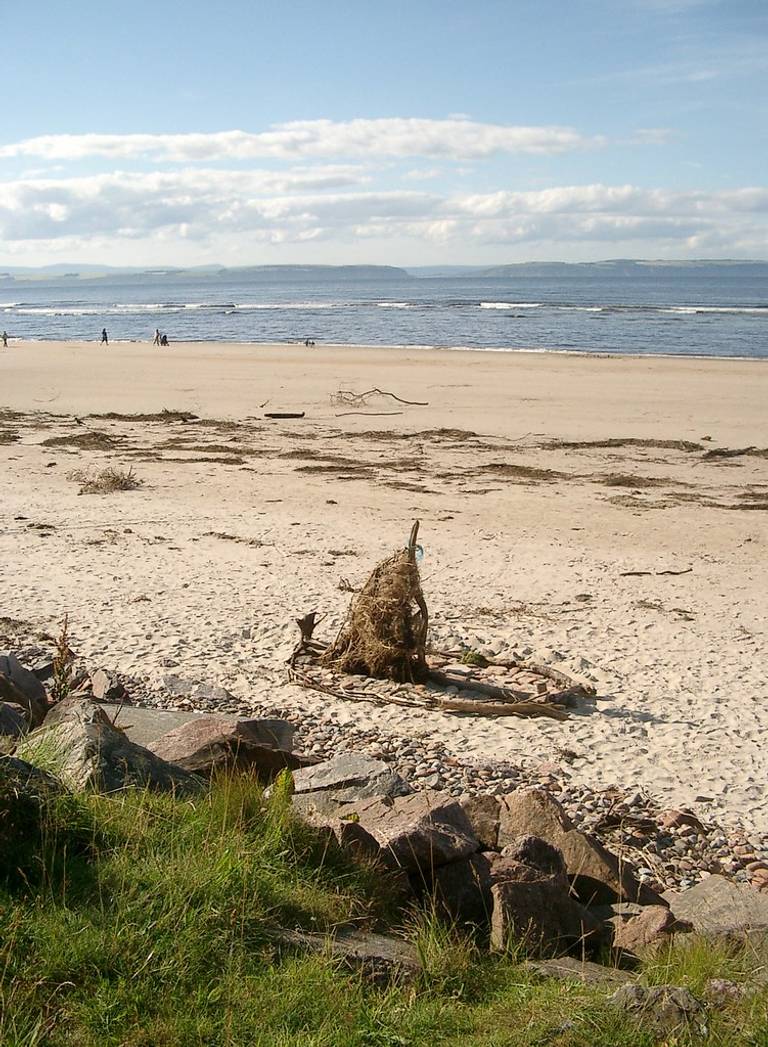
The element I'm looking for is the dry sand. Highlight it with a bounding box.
[1,340,767,831]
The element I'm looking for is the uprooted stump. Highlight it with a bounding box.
[320,521,428,683]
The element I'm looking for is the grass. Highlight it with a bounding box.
[66,466,143,495]
[1,771,767,1046]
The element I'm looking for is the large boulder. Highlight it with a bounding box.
[18,698,201,794]
[497,787,662,907]
[0,653,48,726]
[290,752,411,814]
[663,875,768,939]
[434,852,495,929]
[340,792,479,876]
[490,861,601,957]
[147,714,301,778]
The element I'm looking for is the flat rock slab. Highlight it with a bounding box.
[610,984,707,1037]
[291,752,411,807]
[96,704,211,749]
[664,875,768,937]
[271,927,421,984]
[524,957,635,987]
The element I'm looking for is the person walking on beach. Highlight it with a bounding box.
[153,328,161,345]
[101,328,109,346]
[1,331,7,348]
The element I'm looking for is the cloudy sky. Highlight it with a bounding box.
[1,0,766,266]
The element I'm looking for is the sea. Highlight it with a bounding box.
[1,265,767,359]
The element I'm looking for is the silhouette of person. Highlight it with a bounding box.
[153,328,161,345]
[160,334,169,346]
[101,328,109,346]
[1,331,7,348]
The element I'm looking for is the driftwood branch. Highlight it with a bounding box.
[331,388,429,407]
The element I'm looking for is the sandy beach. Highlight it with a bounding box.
[1,340,767,833]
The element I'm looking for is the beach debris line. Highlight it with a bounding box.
[288,520,593,720]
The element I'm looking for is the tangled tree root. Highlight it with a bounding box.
[320,521,428,683]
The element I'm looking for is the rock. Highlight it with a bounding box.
[611,904,691,957]
[0,702,28,738]
[497,787,662,907]
[9,645,54,683]
[291,752,411,809]
[434,853,494,929]
[90,669,127,702]
[490,861,601,958]
[524,956,635,986]
[502,834,567,876]
[18,698,201,794]
[270,927,420,984]
[342,792,479,876]
[659,809,706,833]
[160,676,236,705]
[609,984,707,1038]
[663,875,768,938]
[459,792,500,850]
[0,653,48,726]
[705,978,746,1005]
[146,714,300,778]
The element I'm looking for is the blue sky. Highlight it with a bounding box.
[1,0,766,266]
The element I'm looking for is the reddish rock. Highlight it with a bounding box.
[343,791,479,876]
[611,904,691,957]
[658,809,706,833]
[490,861,600,957]
[147,714,302,778]
[497,787,663,907]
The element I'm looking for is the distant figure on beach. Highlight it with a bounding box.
[160,334,169,346]
[101,328,109,346]
[1,331,7,348]
[304,338,316,347]
[153,328,161,346]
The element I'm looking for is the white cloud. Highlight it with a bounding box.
[0,119,604,164]
[0,169,765,259]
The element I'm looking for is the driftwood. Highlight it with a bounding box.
[320,520,428,683]
[287,522,584,721]
[331,388,429,408]
[335,411,404,418]
[619,567,692,577]
[265,412,306,419]
[287,665,568,720]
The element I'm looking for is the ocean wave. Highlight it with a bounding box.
[480,301,542,309]
[662,306,768,316]
[376,302,414,309]
[234,302,340,310]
